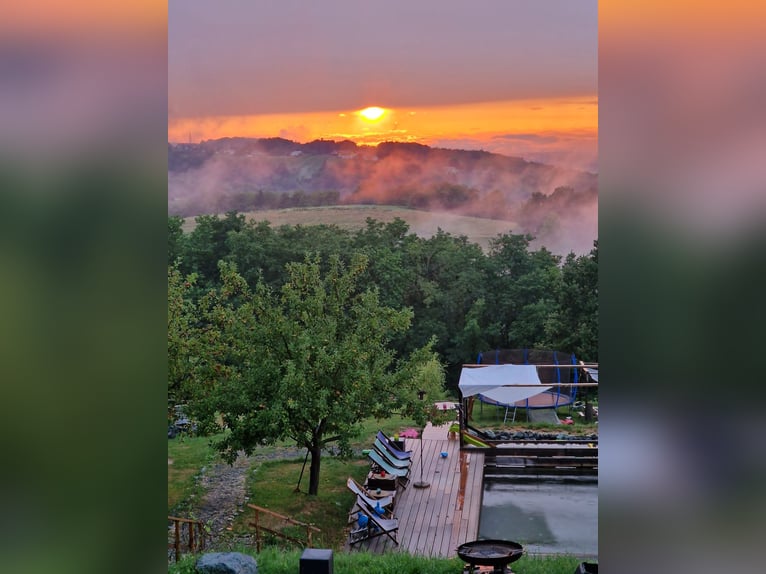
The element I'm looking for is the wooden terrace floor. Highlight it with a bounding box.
[352,422,485,557]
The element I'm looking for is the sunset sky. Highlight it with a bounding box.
[169,1,597,171]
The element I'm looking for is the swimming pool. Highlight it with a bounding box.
[479,477,598,557]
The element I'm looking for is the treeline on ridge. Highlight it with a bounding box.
[169,212,597,390]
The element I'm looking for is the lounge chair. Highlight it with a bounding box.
[348,495,399,546]
[347,477,395,506]
[347,499,394,523]
[374,435,413,464]
[346,477,395,521]
[367,449,410,487]
[373,439,411,469]
[377,430,412,460]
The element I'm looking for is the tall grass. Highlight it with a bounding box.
[468,403,598,434]
[169,547,583,574]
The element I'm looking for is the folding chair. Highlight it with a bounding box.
[347,477,395,508]
[373,439,411,469]
[346,477,395,522]
[367,449,410,487]
[376,430,412,460]
[348,495,399,546]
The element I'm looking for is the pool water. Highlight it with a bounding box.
[478,479,598,557]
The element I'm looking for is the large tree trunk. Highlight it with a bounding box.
[308,444,322,496]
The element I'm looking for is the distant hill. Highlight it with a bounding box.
[169,137,597,254]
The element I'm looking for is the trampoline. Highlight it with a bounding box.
[467,349,582,424]
[478,390,574,423]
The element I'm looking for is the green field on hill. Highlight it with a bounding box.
[182,205,518,251]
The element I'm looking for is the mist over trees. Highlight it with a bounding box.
[169,212,598,397]
[168,138,597,254]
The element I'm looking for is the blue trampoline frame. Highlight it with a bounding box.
[474,349,580,423]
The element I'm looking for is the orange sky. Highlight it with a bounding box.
[168,96,596,145]
[166,2,600,171]
[168,96,598,171]
[0,1,164,37]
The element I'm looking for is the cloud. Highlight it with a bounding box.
[278,125,310,141]
[431,130,598,173]
[493,133,560,144]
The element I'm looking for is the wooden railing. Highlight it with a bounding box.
[247,504,321,552]
[167,515,206,562]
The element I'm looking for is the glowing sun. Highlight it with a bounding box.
[359,106,386,121]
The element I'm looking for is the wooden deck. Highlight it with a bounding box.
[351,422,485,557]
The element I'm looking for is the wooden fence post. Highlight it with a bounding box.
[188,521,195,552]
[246,504,320,551]
[254,507,262,553]
[174,521,180,562]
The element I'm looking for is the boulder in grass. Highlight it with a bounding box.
[196,552,258,574]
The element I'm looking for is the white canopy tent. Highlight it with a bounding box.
[458,364,552,405]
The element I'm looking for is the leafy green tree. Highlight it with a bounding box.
[352,218,418,313]
[183,211,246,285]
[401,230,490,370]
[168,212,598,394]
[545,241,598,360]
[167,266,197,401]
[168,216,185,266]
[485,233,562,349]
[187,253,444,495]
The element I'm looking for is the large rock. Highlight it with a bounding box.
[196,552,258,574]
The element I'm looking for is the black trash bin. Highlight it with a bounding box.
[300,548,333,574]
[575,562,598,574]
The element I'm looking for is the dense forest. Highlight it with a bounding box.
[168,211,597,392]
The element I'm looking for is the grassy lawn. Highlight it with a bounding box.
[228,414,417,549]
[168,433,223,514]
[345,414,415,450]
[169,547,583,574]
[234,456,370,549]
[468,403,598,435]
[168,415,416,517]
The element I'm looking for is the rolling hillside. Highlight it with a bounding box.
[171,138,597,254]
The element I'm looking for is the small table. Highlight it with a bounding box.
[366,471,397,491]
[390,439,406,452]
[366,487,396,501]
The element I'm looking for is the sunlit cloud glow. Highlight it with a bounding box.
[358,107,386,121]
[168,96,597,171]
